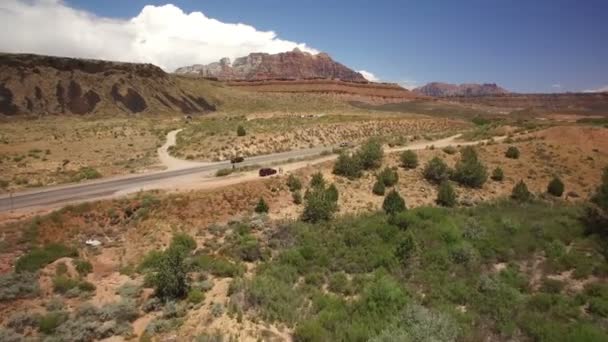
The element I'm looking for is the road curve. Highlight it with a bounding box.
[0,133,497,213]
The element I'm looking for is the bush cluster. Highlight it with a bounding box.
[512,180,533,202]
[451,147,487,188]
[383,190,406,215]
[491,167,504,181]
[547,177,565,197]
[400,150,418,169]
[302,176,339,223]
[423,157,450,184]
[505,146,520,159]
[254,198,269,213]
[333,139,383,179]
[15,243,78,273]
[436,181,457,207]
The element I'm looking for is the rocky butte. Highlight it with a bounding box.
[175,48,368,82]
[414,82,510,97]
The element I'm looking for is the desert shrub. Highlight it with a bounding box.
[52,275,79,293]
[436,181,457,207]
[512,180,533,202]
[395,233,416,264]
[370,304,459,342]
[287,174,302,192]
[0,328,22,342]
[138,250,164,272]
[170,233,197,253]
[442,146,457,155]
[192,254,245,277]
[372,180,386,196]
[591,167,608,209]
[292,191,302,204]
[505,146,520,159]
[0,272,39,301]
[144,317,182,335]
[234,234,262,262]
[377,167,399,187]
[15,243,77,272]
[7,311,41,333]
[53,275,95,295]
[142,297,163,312]
[547,177,565,197]
[74,259,93,276]
[587,297,608,319]
[423,157,450,184]
[400,150,418,169]
[117,282,142,299]
[236,125,246,136]
[72,166,102,182]
[541,278,565,294]
[452,146,487,188]
[383,190,406,215]
[310,172,326,188]
[326,184,339,202]
[100,300,139,322]
[491,167,504,181]
[55,262,68,275]
[149,245,190,299]
[211,303,224,317]
[38,311,69,334]
[254,198,269,213]
[333,152,362,179]
[187,288,205,304]
[302,185,339,223]
[357,139,383,170]
[328,272,353,295]
[46,297,65,311]
[246,274,303,324]
[585,167,608,236]
[215,168,233,177]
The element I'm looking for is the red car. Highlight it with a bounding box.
[259,168,277,177]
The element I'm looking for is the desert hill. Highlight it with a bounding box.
[175,48,367,82]
[0,53,216,116]
[414,82,509,97]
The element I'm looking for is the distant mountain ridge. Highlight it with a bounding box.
[0,53,216,116]
[414,82,509,97]
[175,48,367,82]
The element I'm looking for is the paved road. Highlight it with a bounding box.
[0,133,488,213]
[0,145,332,212]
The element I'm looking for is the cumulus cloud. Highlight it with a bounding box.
[583,85,608,93]
[0,0,318,71]
[358,70,379,82]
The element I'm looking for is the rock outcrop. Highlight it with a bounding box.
[175,48,367,82]
[414,82,509,97]
[0,53,216,116]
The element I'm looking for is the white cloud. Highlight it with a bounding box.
[358,70,379,82]
[583,85,608,93]
[398,80,419,90]
[0,0,318,71]
[551,83,562,89]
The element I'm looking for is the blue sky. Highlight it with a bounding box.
[42,1,608,92]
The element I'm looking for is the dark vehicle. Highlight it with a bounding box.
[259,168,277,177]
[230,156,244,164]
